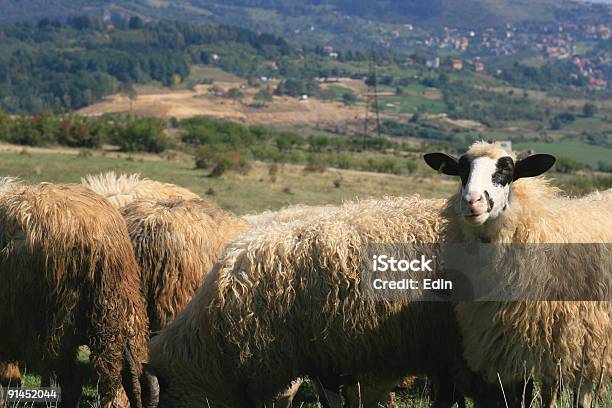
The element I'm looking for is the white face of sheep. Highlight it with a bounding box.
[424,151,556,225]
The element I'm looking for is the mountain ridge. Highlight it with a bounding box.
[0,0,566,29]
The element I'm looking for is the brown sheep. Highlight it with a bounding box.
[0,183,149,408]
[120,197,248,333]
[0,179,22,390]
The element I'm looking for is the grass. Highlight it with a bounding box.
[184,64,244,86]
[378,95,447,115]
[11,372,611,408]
[0,148,455,215]
[514,141,612,167]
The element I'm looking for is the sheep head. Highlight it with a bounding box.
[424,142,555,225]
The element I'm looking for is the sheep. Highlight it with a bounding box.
[120,197,248,333]
[81,172,199,208]
[0,179,22,390]
[424,142,612,407]
[143,195,500,408]
[242,204,334,226]
[0,182,149,408]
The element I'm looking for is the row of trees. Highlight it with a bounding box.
[0,113,168,152]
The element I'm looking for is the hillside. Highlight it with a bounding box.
[0,18,291,112]
[0,0,565,39]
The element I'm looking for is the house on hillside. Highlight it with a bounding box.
[451,59,463,70]
[474,61,485,72]
[426,57,440,69]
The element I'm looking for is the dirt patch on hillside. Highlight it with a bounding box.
[79,83,367,127]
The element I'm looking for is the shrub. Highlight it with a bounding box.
[114,118,169,153]
[254,88,273,101]
[336,153,352,169]
[9,114,59,146]
[181,117,255,147]
[57,116,104,148]
[342,92,357,106]
[583,103,597,118]
[303,155,327,173]
[555,156,586,174]
[226,88,245,99]
[308,134,330,152]
[275,131,304,151]
[194,145,250,177]
[406,159,417,174]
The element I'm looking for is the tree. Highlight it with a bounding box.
[254,88,273,101]
[226,88,244,99]
[128,16,144,30]
[583,103,597,118]
[342,92,357,106]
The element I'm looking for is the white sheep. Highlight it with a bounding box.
[424,142,611,407]
[142,195,499,408]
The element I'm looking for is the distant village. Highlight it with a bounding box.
[313,2,611,91]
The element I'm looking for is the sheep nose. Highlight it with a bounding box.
[463,192,485,207]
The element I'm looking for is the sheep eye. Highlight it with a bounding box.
[492,157,514,186]
[458,156,470,186]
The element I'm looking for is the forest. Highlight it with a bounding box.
[0,16,290,113]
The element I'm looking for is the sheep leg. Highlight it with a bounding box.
[343,377,399,408]
[573,382,593,408]
[272,378,304,408]
[314,377,343,408]
[40,370,53,387]
[55,351,84,408]
[431,372,462,408]
[541,381,559,408]
[0,361,21,387]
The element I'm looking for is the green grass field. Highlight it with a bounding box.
[378,95,447,114]
[0,148,455,215]
[514,141,612,167]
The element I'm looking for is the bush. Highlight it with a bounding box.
[114,118,169,153]
[303,155,327,173]
[582,103,597,118]
[555,156,586,174]
[254,88,273,101]
[226,88,245,99]
[194,145,250,176]
[275,131,304,151]
[8,114,59,146]
[342,92,357,106]
[597,161,612,173]
[405,159,417,174]
[57,116,104,148]
[181,117,255,147]
[308,134,330,152]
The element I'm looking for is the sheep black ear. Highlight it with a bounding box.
[424,153,459,176]
[514,154,556,180]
